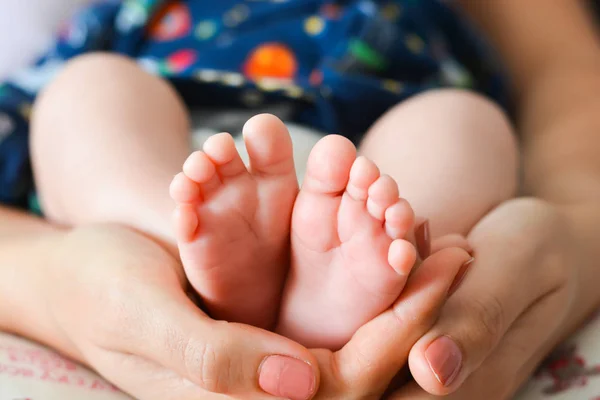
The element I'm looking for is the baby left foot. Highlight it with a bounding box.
[169,114,298,329]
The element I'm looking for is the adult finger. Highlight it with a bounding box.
[407,199,568,395]
[101,281,320,400]
[431,234,472,255]
[85,345,222,400]
[389,282,571,400]
[316,247,472,398]
[446,285,570,400]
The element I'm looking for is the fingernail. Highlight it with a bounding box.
[424,336,462,387]
[259,356,316,400]
[448,257,475,297]
[415,219,431,259]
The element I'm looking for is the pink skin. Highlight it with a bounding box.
[170,114,299,329]
[170,115,419,349]
[277,134,418,350]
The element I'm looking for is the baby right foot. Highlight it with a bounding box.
[277,135,417,350]
[169,114,298,329]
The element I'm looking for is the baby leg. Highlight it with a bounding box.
[31,53,189,251]
[360,89,519,239]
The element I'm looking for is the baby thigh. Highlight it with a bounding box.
[31,53,190,247]
[359,89,519,238]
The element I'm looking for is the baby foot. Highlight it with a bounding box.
[277,135,417,349]
[170,114,298,329]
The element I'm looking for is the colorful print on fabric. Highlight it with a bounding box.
[243,43,298,81]
[0,0,508,209]
[147,1,191,41]
[223,4,251,27]
[116,0,152,33]
[164,49,198,74]
[319,3,343,19]
[195,20,219,41]
[0,113,14,143]
[537,345,600,395]
[304,16,326,36]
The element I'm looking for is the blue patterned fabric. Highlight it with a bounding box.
[0,0,507,210]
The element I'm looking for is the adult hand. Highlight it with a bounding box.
[44,223,470,400]
[42,224,320,400]
[390,198,578,399]
[310,245,472,399]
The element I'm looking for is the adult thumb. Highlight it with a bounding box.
[111,289,320,400]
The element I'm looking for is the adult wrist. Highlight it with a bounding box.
[0,228,80,360]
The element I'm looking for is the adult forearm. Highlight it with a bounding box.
[521,76,600,337]
[0,206,80,360]
[518,70,600,340]
[458,0,600,95]
[459,0,600,199]
[520,68,600,200]
[459,0,600,336]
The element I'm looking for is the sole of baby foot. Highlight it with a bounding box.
[170,114,299,329]
[277,135,417,349]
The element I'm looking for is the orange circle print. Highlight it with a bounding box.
[243,43,298,80]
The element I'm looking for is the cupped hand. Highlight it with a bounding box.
[310,245,472,399]
[43,224,319,400]
[390,198,578,399]
[41,223,472,400]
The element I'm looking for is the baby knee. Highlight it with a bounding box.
[410,89,518,157]
[32,53,132,123]
[37,53,138,101]
[437,90,520,202]
[58,52,138,79]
